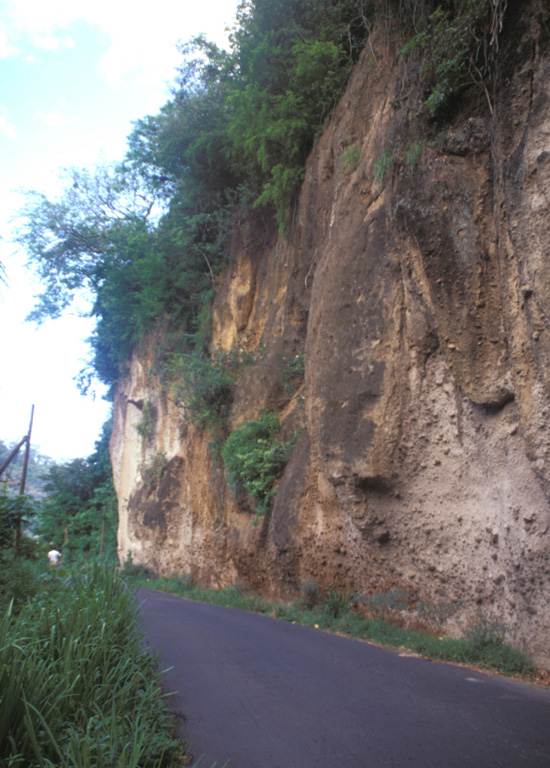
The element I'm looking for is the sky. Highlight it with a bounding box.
[0,0,240,461]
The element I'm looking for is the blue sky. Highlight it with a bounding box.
[0,0,240,460]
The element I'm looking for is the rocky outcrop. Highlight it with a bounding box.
[112,4,550,666]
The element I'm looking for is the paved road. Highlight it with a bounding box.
[137,588,550,768]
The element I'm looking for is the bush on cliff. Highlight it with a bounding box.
[221,412,295,517]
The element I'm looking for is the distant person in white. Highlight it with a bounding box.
[47,548,62,567]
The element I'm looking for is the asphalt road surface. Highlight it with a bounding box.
[137,588,550,768]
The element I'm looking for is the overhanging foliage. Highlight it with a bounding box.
[17,1,508,394]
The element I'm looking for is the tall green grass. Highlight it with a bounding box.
[0,561,184,768]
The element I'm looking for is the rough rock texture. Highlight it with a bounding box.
[112,5,550,666]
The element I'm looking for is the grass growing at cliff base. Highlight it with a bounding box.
[125,571,536,680]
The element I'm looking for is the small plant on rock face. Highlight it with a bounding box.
[140,452,167,487]
[404,139,426,166]
[339,144,361,175]
[135,399,156,441]
[278,352,305,398]
[221,412,296,518]
[373,146,395,185]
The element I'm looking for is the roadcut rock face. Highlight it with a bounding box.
[112,5,550,667]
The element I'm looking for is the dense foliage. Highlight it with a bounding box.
[36,419,118,564]
[0,489,35,552]
[17,0,374,391]
[17,0,508,397]
[221,412,295,516]
[169,347,262,435]
[0,563,183,767]
[399,0,507,117]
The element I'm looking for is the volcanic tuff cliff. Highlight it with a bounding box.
[111,4,550,665]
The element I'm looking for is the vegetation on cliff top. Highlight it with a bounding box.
[17,0,508,394]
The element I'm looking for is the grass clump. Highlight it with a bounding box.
[339,144,361,175]
[0,561,185,768]
[373,146,396,185]
[277,352,305,398]
[322,584,356,619]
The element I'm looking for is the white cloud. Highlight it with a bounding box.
[1,0,238,87]
[0,28,18,57]
[0,0,241,458]
[37,108,71,127]
[0,111,18,139]
[31,33,74,51]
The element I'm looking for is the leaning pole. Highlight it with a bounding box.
[13,405,35,554]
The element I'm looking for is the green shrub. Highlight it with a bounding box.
[363,587,410,618]
[171,348,260,435]
[0,487,36,552]
[0,555,53,614]
[136,400,156,441]
[417,597,463,625]
[277,352,305,397]
[221,412,295,517]
[399,0,507,118]
[463,609,508,649]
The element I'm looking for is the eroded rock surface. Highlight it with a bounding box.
[113,6,550,666]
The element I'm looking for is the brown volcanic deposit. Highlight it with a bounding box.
[112,5,550,666]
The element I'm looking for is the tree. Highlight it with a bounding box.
[18,1,373,390]
[36,419,118,563]
[0,485,35,551]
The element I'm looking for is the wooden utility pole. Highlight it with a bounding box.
[19,405,34,496]
[0,436,28,478]
[13,405,34,555]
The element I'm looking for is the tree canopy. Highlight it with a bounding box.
[16,0,506,393]
[15,0,374,392]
